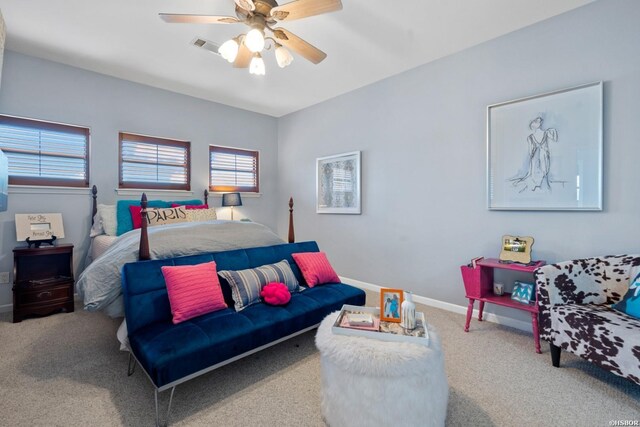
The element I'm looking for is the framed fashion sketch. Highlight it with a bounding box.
[487,81,603,211]
[316,151,361,214]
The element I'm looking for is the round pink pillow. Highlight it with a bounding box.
[261,282,291,306]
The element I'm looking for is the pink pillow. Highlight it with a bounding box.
[261,282,291,305]
[161,261,227,324]
[129,205,143,229]
[291,252,340,288]
[171,203,209,209]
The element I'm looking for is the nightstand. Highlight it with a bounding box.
[12,244,75,323]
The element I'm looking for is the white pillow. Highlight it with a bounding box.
[186,208,217,222]
[99,204,117,236]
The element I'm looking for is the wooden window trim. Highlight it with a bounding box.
[0,114,90,187]
[119,132,191,191]
[209,145,259,193]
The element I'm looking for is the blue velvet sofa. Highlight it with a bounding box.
[121,241,366,425]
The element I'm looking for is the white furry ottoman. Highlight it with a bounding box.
[315,312,448,427]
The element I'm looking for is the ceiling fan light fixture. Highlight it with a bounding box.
[275,44,293,68]
[245,28,265,53]
[161,0,341,73]
[218,38,239,63]
[249,53,266,76]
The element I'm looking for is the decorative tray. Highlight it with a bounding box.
[332,304,429,346]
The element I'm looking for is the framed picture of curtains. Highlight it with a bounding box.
[487,81,603,211]
[316,151,361,214]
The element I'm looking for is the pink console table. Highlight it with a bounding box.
[460,258,545,353]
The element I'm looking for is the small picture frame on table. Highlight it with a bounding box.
[511,281,535,304]
[380,288,403,323]
[499,235,534,264]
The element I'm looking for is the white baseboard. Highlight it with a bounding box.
[340,276,533,333]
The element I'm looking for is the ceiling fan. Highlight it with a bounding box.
[160,0,343,75]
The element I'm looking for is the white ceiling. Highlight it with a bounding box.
[1,0,593,117]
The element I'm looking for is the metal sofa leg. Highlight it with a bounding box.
[550,342,561,367]
[127,352,137,376]
[155,387,176,427]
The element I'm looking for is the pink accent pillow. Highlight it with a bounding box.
[171,203,209,209]
[129,205,143,229]
[161,261,227,324]
[260,282,291,305]
[291,252,340,288]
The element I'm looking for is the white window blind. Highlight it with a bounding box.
[0,115,89,187]
[209,146,259,193]
[119,133,190,190]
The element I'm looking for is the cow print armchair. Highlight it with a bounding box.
[534,254,640,385]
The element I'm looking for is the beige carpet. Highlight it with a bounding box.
[0,290,638,426]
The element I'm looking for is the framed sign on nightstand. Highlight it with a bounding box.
[15,213,65,241]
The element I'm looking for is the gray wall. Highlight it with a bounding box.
[277,0,640,321]
[0,51,279,309]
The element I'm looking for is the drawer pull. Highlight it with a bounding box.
[37,291,53,299]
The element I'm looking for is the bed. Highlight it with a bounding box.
[77,186,296,347]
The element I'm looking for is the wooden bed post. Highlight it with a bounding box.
[139,193,150,261]
[91,185,98,225]
[204,189,209,206]
[288,197,295,243]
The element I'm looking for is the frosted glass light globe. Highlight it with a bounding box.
[249,54,265,76]
[245,28,265,53]
[218,39,239,63]
[275,45,293,68]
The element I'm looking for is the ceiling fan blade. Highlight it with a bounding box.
[234,0,256,12]
[233,43,252,68]
[270,0,342,21]
[272,28,327,64]
[159,14,240,24]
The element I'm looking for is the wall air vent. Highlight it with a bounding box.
[190,38,221,55]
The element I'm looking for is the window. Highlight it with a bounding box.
[0,114,90,187]
[209,145,259,193]
[119,132,190,190]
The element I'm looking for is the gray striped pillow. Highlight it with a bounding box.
[218,259,301,311]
